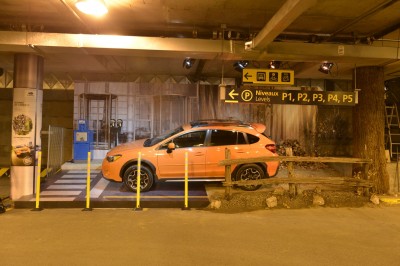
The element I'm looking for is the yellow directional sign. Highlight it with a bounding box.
[242,69,294,85]
[225,88,356,106]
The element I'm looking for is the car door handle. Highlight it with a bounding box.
[194,152,204,156]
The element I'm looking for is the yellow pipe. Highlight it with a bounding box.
[136,152,142,209]
[184,151,189,209]
[86,151,91,209]
[35,151,42,209]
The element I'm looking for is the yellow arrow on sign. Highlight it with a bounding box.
[229,89,238,99]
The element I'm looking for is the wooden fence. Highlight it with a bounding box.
[219,149,372,199]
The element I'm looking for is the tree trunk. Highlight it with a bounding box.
[353,66,389,193]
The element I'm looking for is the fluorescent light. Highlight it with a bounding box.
[75,0,108,16]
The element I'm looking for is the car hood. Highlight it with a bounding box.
[108,139,147,154]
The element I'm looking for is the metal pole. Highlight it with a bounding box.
[83,151,92,211]
[182,151,190,210]
[32,151,43,211]
[134,152,143,211]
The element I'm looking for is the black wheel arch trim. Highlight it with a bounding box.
[231,162,268,179]
[120,159,158,181]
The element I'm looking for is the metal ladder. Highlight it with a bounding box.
[385,104,400,159]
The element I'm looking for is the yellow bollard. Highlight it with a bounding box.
[83,151,92,211]
[182,151,190,210]
[32,151,43,211]
[134,152,142,211]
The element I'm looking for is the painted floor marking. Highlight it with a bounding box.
[62,174,97,177]
[66,170,101,174]
[48,185,86,190]
[55,180,89,184]
[90,178,110,198]
[103,195,209,199]
[30,197,76,201]
[41,191,82,196]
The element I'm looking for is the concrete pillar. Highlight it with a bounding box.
[10,54,43,200]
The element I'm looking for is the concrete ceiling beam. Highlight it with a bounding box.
[266,42,400,62]
[252,0,317,51]
[0,31,232,59]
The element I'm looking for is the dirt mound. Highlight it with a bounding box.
[206,189,373,213]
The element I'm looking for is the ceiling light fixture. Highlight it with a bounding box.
[183,57,195,69]
[75,0,108,16]
[233,60,249,72]
[268,60,281,69]
[318,62,334,74]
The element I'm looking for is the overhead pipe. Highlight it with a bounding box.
[327,0,400,41]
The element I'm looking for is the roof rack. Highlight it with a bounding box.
[190,119,249,127]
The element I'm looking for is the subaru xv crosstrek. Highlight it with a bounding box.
[101,120,279,192]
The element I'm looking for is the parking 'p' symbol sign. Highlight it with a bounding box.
[241,90,253,102]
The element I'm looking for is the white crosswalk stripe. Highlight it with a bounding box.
[55,180,89,184]
[39,170,105,200]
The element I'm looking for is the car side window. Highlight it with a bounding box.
[209,130,246,146]
[247,133,260,144]
[159,130,207,149]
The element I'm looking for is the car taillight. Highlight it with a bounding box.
[265,144,276,153]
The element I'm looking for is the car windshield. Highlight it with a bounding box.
[143,126,184,147]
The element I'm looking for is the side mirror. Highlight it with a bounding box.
[167,142,176,153]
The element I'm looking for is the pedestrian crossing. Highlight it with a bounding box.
[31,170,109,201]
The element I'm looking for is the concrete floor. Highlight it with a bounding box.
[1,206,400,265]
[2,167,400,265]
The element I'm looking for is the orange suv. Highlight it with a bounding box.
[101,120,279,192]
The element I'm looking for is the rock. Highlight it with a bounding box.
[266,196,277,208]
[313,194,325,206]
[210,200,222,209]
[273,186,285,196]
[314,186,322,194]
[370,194,380,205]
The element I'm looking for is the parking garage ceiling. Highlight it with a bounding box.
[0,0,400,84]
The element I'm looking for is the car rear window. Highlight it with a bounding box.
[209,130,247,146]
[247,134,260,144]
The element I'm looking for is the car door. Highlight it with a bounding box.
[156,130,207,179]
[204,129,249,177]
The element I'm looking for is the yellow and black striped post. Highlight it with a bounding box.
[82,151,92,211]
[182,151,190,210]
[32,151,43,211]
[134,152,143,211]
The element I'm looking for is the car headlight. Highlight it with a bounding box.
[106,154,122,162]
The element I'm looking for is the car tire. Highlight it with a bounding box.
[234,164,264,191]
[123,165,154,192]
